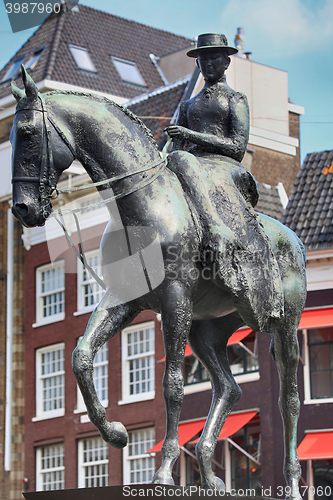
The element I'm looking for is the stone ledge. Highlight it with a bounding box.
[23,485,276,500]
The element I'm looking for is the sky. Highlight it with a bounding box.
[0,0,333,163]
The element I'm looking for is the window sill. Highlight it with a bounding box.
[73,308,95,317]
[184,372,260,396]
[74,400,108,414]
[32,314,65,328]
[32,409,65,422]
[118,392,155,406]
[304,397,333,405]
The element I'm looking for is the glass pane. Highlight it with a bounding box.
[69,46,96,72]
[309,329,330,343]
[311,345,331,371]
[111,57,146,86]
[1,56,25,82]
[311,371,332,399]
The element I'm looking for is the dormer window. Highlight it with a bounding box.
[25,48,44,70]
[111,56,146,87]
[69,45,97,73]
[1,55,25,83]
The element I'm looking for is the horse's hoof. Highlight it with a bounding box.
[201,475,226,491]
[152,470,175,485]
[100,421,128,449]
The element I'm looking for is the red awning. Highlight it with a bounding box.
[147,418,206,453]
[191,410,258,443]
[299,308,333,330]
[297,430,333,460]
[158,328,253,362]
[147,410,258,453]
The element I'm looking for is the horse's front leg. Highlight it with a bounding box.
[72,292,138,449]
[152,281,193,485]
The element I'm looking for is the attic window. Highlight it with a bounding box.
[111,56,146,87]
[25,48,44,70]
[1,55,25,83]
[69,45,97,72]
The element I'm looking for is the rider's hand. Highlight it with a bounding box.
[164,125,190,141]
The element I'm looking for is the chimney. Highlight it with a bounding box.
[234,28,251,59]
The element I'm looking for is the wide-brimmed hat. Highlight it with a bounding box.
[187,33,238,58]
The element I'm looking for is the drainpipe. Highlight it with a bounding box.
[5,208,14,471]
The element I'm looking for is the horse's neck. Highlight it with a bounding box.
[59,94,160,183]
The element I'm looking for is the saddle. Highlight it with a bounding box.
[167,150,284,331]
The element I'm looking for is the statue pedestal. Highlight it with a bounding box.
[23,485,274,499]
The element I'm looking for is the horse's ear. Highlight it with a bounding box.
[21,64,38,101]
[11,81,25,102]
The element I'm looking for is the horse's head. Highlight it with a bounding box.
[11,66,75,227]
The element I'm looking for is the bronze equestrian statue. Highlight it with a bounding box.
[10,33,306,499]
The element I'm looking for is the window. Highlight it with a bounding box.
[313,459,333,500]
[1,55,25,82]
[229,426,261,495]
[228,333,259,376]
[77,249,103,313]
[308,328,333,399]
[35,344,65,420]
[184,333,259,387]
[36,261,65,325]
[36,444,65,491]
[123,428,155,484]
[78,437,108,488]
[121,322,155,403]
[184,355,209,385]
[76,341,108,412]
[111,56,146,87]
[69,45,97,72]
[25,48,44,70]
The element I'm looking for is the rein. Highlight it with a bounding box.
[12,96,171,289]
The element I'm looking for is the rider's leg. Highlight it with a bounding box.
[168,151,284,331]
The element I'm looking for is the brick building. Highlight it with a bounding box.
[0,4,316,498]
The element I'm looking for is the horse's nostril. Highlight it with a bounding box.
[14,203,29,218]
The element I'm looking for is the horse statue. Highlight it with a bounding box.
[11,67,306,498]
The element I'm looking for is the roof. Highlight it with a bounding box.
[126,77,190,148]
[281,149,333,250]
[0,4,191,100]
[256,182,285,220]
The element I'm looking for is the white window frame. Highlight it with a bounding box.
[123,428,155,485]
[75,339,108,413]
[302,328,333,405]
[34,261,65,327]
[78,437,108,488]
[34,343,65,421]
[119,322,155,405]
[36,443,65,491]
[1,55,25,82]
[69,44,97,72]
[111,56,146,87]
[76,249,104,315]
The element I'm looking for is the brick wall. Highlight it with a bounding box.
[250,112,301,195]
[0,202,25,500]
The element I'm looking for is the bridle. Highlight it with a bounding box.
[11,95,74,219]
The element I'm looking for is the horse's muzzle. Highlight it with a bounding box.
[12,201,48,227]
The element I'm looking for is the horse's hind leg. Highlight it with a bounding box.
[270,322,302,500]
[72,292,138,449]
[189,313,244,490]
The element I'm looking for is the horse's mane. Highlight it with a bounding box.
[45,90,159,152]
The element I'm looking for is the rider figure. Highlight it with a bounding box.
[165,33,284,331]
